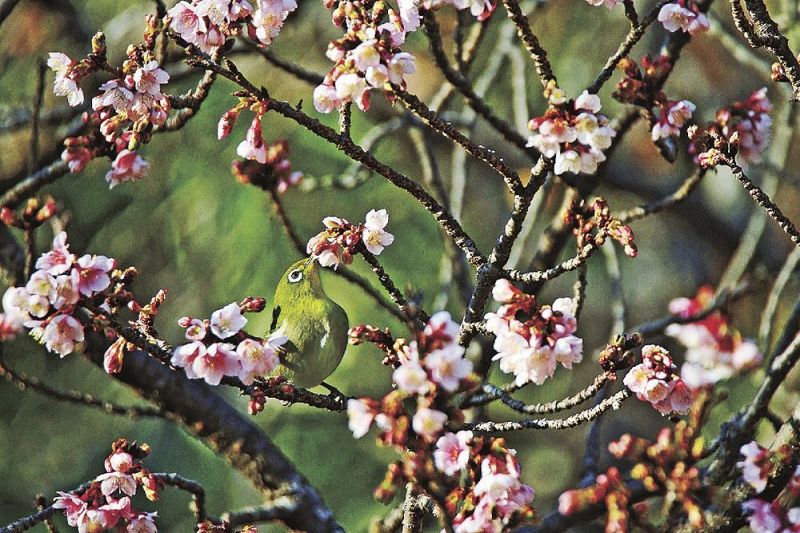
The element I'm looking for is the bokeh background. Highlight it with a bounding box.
[1,0,800,530]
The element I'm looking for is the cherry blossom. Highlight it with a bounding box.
[433,431,473,475]
[742,499,783,533]
[48,52,84,106]
[96,471,137,497]
[362,209,395,255]
[236,337,280,385]
[347,398,377,438]
[127,513,158,533]
[191,342,241,385]
[623,345,692,415]
[106,150,150,188]
[209,302,248,339]
[411,407,447,438]
[393,361,431,395]
[736,441,771,493]
[658,1,709,35]
[53,492,90,531]
[42,314,85,357]
[424,344,472,392]
[74,254,115,296]
[236,116,268,164]
[171,341,205,379]
[651,100,696,141]
[36,232,75,275]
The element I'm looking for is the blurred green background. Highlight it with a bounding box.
[1,0,800,530]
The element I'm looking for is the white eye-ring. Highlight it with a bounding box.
[288,269,303,283]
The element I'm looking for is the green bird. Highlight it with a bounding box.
[269,258,349,388]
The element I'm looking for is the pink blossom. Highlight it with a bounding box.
[492,279,518,303]
[362,209,395,255]
[108,451,134,473]
[96,471,137,497]
[492,331,556,386]
[36,231,75,275]
[192,342,240,385]
[53,492,89,531]
[167,1,206,43]
[106,150,150,188]
[553,335,583,369]
[217,108,240,140]
[251,2,289,46]
[398,0,421,31]
[388,52,416,84]
[88,496,132,529]
[26,270,56,300]
[237,116,268,163]
[236,338,279,385]
[393,361,430,395]
[93,79,134,113]
[62,145,93,173]
[74,254,115,296]
[412,406,447,438]
[352,40,382,73]
[737,441,770,493]
[624,345,692,415]
[347,398,377,438]
[133,61,169,98]
[210,302,247,339]
[48,53,83,106]
[742,499,782,533]
[128,513,158,533]
[313,84,343,113]
[171,341,206,379]
[184,318,207,341]
[424,311,460,344]
[42,314,84,357]
[335,73,370,112]
[425,344,471,391]
[658,2,708,34]
[433,431,473,475]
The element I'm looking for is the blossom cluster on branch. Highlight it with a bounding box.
[527,83,616,175]
[484,279,583,386]
[306,209,395,268]
[667,286,762,389]
[1,231,121,356]
[53,439,160,533]
[737,441,800,532]
[348,312,535,530]
[168,0,298,51]
[171,300,285,385]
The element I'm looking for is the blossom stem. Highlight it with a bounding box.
[154,473,210,524]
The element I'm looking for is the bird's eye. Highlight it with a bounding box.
[288,269,303,283]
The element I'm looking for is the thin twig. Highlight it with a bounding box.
[28,61,47,173]
[0,353,166,418]
[616,169,706,223]
[361,250,428,324]
[502,0,557,86]
[457,389,630,432]
[154,473,209,523]
[760,248,800,351]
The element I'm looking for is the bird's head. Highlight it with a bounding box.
[274,257,325,301]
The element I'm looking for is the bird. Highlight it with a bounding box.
[268,258,349,389]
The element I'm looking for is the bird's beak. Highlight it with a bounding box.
[304,256,315,268]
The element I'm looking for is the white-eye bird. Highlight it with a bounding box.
[269,258,349,388]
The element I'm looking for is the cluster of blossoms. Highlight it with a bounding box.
[1,231,119,357]
[657,0,709,35]
[314,0,494,113]
[666,286,762,389]
[218,99,303,194]
[623,344,693,415]
[231,139,303,193]
[484,279,583,386]
[567,197,638,258]
[171,300,285,386]
[690,88,772,168]
[737,443,800,533]
[527,82,616,175]
[348,312,535,530]
[614,55,695,144]
[306,209,394,268]
[313,0,418,113]
[560,405,709,530]
[52,25,169,188]
[53,439,160,532]
[167,0,297,52]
